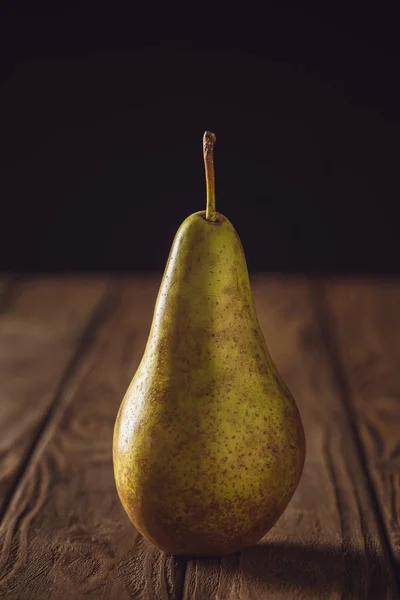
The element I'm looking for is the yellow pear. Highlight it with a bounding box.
[113,132,305,556]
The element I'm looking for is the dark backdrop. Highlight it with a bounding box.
[1,4,399,274]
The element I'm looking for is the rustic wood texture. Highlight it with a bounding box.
[0,277,106,515]
[324,279,400,581]
[0,277,399,599]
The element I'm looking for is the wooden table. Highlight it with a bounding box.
[0,276,399,599]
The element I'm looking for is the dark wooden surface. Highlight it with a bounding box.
[0,276,399,599]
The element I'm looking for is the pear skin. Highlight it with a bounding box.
[113,133,305,557]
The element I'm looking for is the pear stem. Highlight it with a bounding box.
[203,131,217,221]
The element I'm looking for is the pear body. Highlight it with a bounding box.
[113,211,305,556]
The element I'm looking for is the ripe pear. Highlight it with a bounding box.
[113,132,305,557]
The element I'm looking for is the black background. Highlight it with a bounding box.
[1,4,399,274]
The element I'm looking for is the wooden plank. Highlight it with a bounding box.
[183,277,398,599]
[0,278,186,600]
[0,277,107,515]
[324,279,400,580]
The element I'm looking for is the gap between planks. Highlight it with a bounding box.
[310,280,400,594]
[0,281,119,527]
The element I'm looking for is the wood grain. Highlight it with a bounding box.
[324,279,400,581]
[0,277,106,516]
[183,278,398,599]
[0,278,186,600]
[0,277,398,599]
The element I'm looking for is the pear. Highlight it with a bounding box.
[113,132,305,557]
